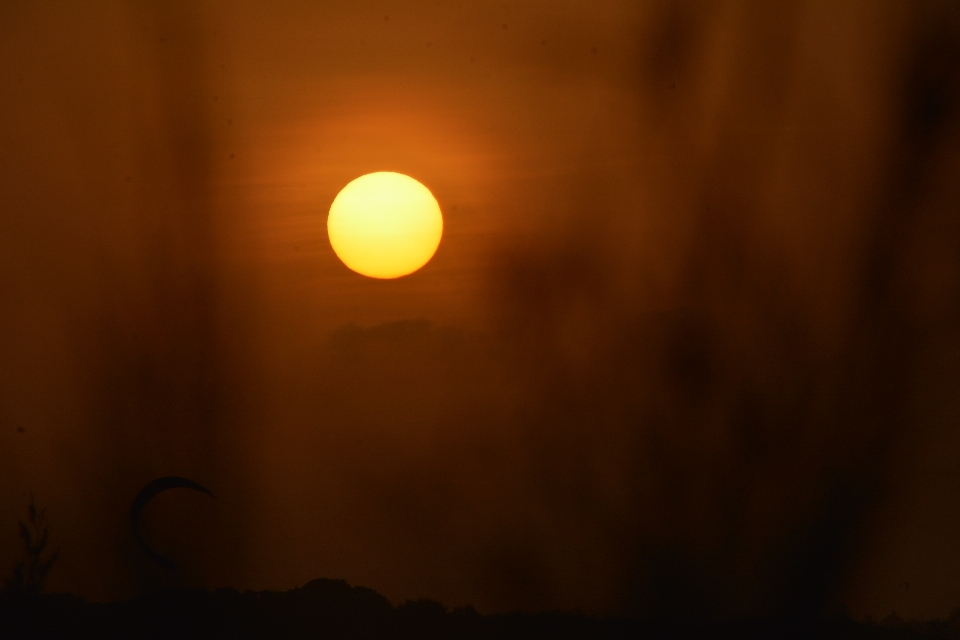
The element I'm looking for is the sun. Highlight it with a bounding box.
[327,172,443,279]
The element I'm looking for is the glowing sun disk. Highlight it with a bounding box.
[327,172,443,279]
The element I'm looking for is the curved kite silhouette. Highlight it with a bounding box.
[130,476,215,570]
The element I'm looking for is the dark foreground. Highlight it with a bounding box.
[2,579,959,640]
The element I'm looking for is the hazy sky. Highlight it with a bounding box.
[2,0,960,621]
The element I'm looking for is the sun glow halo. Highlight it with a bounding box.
[327,172,443,279]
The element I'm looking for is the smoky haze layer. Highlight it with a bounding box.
[1,0,960,623]
[483,2,960,618]
[0,1,250,597]
[484,1,960,618]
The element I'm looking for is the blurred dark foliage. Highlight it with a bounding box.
[2,495,59,597]
[3,578,960,640]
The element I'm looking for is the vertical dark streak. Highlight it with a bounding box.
[776,9,960,617]
[91,2,225,591]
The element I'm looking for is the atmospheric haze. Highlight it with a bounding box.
[1,0,960,623]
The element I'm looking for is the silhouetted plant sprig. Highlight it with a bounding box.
[3,494,59,596]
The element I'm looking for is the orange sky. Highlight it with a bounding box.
[2,0,960,621]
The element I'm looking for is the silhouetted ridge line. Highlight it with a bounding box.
[3,579,960,639]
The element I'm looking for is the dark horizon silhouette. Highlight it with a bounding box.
[6,574,960,640]
[5,497,960,637]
